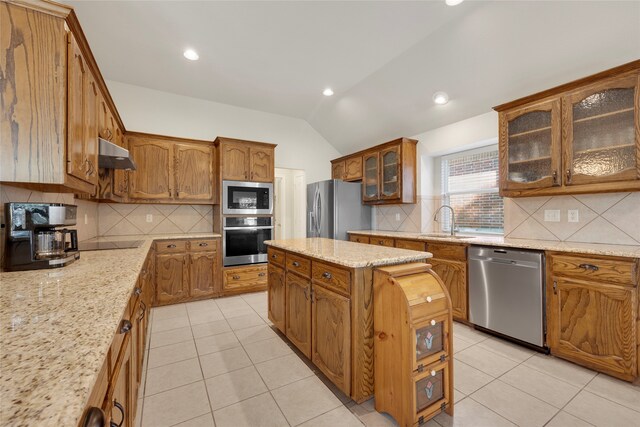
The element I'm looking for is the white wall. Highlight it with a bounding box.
[274,168,306,239]
[106,81,340,184]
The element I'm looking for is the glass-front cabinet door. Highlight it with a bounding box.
[500,99,562,190]
[562,73,640,186]
[363,152,379,201]
[380,145,401,199]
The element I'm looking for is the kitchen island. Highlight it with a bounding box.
[264,237,431,402]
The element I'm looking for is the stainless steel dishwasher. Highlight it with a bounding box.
[468,246,545,348]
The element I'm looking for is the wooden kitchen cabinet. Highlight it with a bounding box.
[128,133,215,203]
[268,263,286,333]
[108,334,134,427]
[495,61,640,197]
[547,252,639,381]
[330,138,417,204]
[312,283,351,395]
[216,137,277,183]
[429,259,467,322]
[285,272,312,357]
[222,264,268,295]
[189,251,218,299]
[331,155,363,181]
[155,253,189,305]
[175,142,215,201]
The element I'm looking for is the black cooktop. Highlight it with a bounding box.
[79,240,144,251]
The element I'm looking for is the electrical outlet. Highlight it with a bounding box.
[84,213,88,225]
[568,209,579,223]
[395,213,401,221]
[146,214,153,223]
[544,209,560,222]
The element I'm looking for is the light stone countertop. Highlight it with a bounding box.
[348,230,640,258]
[0,233,220,427]
[264,237,431,268]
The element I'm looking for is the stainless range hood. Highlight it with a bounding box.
[98,138,137,170]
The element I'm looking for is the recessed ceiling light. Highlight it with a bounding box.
[323,88,334,97]
[433,91,450,105]
[445,0,464,5]
[183,49,199,61]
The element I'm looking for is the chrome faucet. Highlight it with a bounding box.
[434,205,456,236]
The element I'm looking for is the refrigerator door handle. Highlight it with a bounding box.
[316,189,322,236]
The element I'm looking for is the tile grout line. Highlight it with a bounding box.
[186,305,217,426]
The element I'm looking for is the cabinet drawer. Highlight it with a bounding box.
[426,243,466,262]
[349,234,370,244]
[396,239,426,251]
[189,239,217,252]
[223,265,268,291]
[156,240,187,253]
[371,237,395,247]
[312,261,351,295]
[286,253,311,278]
[551,254,637,286]
[268,247,286,267]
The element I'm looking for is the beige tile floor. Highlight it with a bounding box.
[135,292,640,427]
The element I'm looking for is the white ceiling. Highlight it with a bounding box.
[66,1,640,154]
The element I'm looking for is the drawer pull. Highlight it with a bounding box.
[119,320,132,334]
[431,370,437,377]
[578,263,599,271]
[232,275,241,280]
[82,407,105,427]
[167,244,176,248]
[258,272,266,277]
[322,271,332,279]
[198,242,208,247]
[134,287,142,296]
[271,254,278,259]
[430,319,436,326]
[425,296,432,303]
[378,240,384,244]
[553,280,558,295]
[292,261,300,267]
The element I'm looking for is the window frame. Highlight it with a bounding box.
[439,144,503,235]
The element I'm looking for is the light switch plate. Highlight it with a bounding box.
[146,214,153,223]
[544,209,561,222]
[568,209,579,223]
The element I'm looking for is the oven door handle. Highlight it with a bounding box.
[223,226,274,231]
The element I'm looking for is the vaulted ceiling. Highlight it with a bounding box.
[66,1,640,154]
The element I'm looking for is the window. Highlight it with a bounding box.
[439,146,503,234]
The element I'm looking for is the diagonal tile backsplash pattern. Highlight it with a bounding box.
[504,192,640,245]
[99,203,213,236]
[373,196,438,233]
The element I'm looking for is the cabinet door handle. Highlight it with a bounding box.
[198,242,208,247]
[553,280,558,295]
[322,271,332,279]
[81,407,105,427]
[232,275,241,280]
[139,301,146,321]
[552,170,558,184]
[303,287,309,300]
[258,272,266,277]
[578,263,599,271]
[110,400,125,427]
[134,287,142,296]
[292,261,300,267]
[119,320,132,334]
[566,169,572,183]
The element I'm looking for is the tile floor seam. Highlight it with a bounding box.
[194,340,216,425]
[265,389,294,427]
[547,390,597,427]
[576,388,640,416]
[290,400,346,427]
[148,335,194,350]
[465,394,522,427]
[521,355,596,389]
[143,375,203,399]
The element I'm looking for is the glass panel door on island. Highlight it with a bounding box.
[563,73,639,186]
[502,99,562,190]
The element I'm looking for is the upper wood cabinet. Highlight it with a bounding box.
[329,138,417,205]
[216,137,277,183]
[127,133,215,203]
[495,61,640,197]
[331,155,363,181]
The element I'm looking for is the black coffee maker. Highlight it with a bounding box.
[4,203,80,271]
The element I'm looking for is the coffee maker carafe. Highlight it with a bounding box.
[4,203,80,271]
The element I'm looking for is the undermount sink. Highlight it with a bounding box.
[419,233,476,239]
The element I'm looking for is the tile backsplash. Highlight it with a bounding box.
[504,192,640,245]
[373,196,439,233]
[98,203,213,236]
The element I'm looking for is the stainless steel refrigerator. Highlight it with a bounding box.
[307,180,371,240]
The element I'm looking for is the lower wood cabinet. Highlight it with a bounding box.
[547,252,639,381]
[154,239,222,305]
[108,334,134,427]
[285,272,312,357]
[312,284,351,395]
[222,264,268,295]
[268,264,286,333]
[428,259,467,322]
